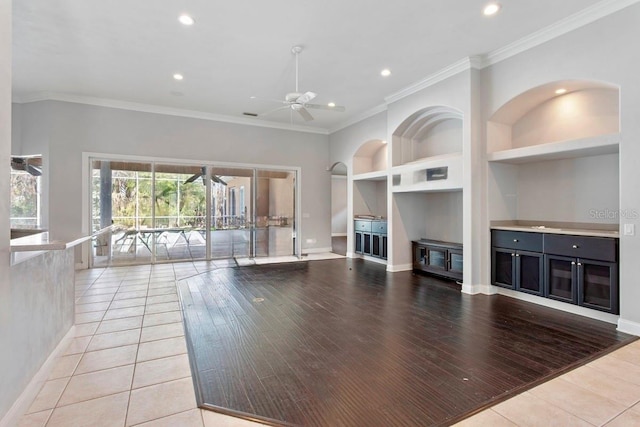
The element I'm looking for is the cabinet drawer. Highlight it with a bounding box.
[372,221,387,234]
[491,230,543,252]
[354,220,371,232]
[544,234,617,262]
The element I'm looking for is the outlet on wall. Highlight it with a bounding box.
[624,224,635,236]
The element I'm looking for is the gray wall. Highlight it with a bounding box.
[0,0,13,418]
[331,176,347,234]
[14,100,332,252]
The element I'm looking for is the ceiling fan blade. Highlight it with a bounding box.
[250,96,288,104]
[305,103,346,112]
[297,107,314,121]
[296,91,317,104]
[259,106,289,117]
[211,175,228,186]
[184,173,201,184]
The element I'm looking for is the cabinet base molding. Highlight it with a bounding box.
[495,286,619,324]
[617,318,640,337]
[357,254,388,266]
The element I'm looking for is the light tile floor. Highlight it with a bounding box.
[17,260,640,427]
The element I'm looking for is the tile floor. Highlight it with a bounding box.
[17,260,640,427]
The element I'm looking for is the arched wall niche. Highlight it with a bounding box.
[487,80,620,153]
[392,106,463,167]
[352,139,387,175]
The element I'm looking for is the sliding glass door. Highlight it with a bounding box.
[153,163,208,262]
[90,157,297,267]
[209,167,253,259]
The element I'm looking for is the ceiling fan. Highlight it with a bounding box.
[252,46,345,122]
[184,167,227,186]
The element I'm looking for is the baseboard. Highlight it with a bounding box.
[386,263,412,272]
[346,252,356,258]
[0,326,76,427]
[495,287,619,324]
[461,283,495,295]
[617,318,640,336]
[331,233,347,237]
[302,247,333,254]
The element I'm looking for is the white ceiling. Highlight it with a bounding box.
[12,0,607,132]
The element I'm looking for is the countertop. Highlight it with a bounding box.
[10,231,92,252]
[491,224,619,238]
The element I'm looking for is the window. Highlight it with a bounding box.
[10,156,42,227]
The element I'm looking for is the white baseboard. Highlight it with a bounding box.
[346,252,356,258]
[460,283,493,295]
[387,263,412,272]
[617,318,640,336]
[331,233,347,237]
[0,326,76,427]
[302,247,333,254]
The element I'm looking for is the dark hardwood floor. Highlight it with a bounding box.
[177,259,633,427]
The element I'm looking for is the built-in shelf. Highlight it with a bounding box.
[487,133,620,164]
[352,171,388,182]
[391,152,462,192]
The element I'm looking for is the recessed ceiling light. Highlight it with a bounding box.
[173,73,184,81]
[381,140,388,144]
[483,3,501,16]
[328,102,336,108]
[555,88,567,95]
[178,14,195,26]
[381,69,391,77]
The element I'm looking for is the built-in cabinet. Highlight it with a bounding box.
[491,230,544,296]
[355,220,387,260]
[412,239,463,281]
[491,229,619,314]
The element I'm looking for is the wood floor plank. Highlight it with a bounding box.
[177,259,634,426]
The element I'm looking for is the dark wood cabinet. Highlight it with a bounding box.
[354,220,387,260]
[491,230,544,295]
[491,247,544,296]
[412,240,463,281]
[491,229,619,315]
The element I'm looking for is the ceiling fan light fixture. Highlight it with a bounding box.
[178,14,195,26]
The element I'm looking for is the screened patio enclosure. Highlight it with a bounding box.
[90,159,297,267]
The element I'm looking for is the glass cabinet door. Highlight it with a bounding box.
[579,260,618,313]
[427,247,446,271]
[492,248,514,289]
[545,255,576,303]
[516,251,544,295]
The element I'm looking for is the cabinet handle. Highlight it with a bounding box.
[511,253,515,257]
[515,254,520,257]
[572,245,579,249]
[577,262,582,266]
[513,239,519,242]
[571,261,576,265]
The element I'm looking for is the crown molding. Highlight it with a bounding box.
[12,92,330,135]
[481,0,640,68]
[383,56,482,106]
[328,103,388,135]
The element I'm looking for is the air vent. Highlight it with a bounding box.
[243,112,258,117]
